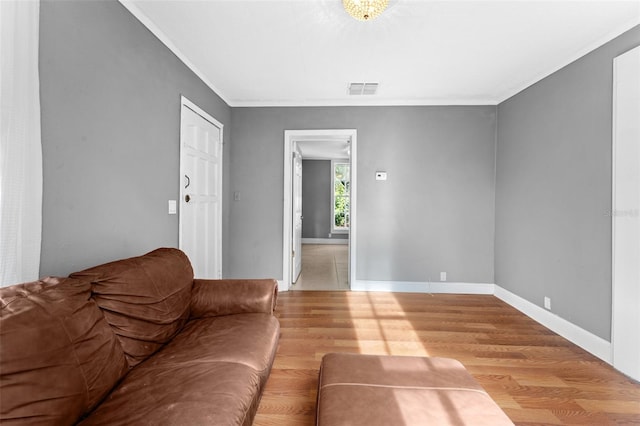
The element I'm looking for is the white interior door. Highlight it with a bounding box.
[179,97,223,279]
[612,46,640,381]
[292,150,303,282]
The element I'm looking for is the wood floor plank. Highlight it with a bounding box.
[255,291,640,425]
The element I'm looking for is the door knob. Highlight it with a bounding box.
[185,194,191,203]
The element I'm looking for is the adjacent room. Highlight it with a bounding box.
[292,136,352,291]
[1,0,639,424]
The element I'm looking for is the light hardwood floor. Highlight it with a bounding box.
[254,291,640,425]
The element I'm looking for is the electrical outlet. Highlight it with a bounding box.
[440,272,447,281]
[544,296,551,310]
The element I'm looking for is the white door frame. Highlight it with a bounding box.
[611,46,640,381]
[282,129,357,291]
[179,95,223,278]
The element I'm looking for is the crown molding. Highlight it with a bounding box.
[496,16,640,104]
[229,98,499,107]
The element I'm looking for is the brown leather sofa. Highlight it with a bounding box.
[0,248,280,425]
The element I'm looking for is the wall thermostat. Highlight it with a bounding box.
[375,171,387,181]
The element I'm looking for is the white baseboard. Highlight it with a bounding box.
[351,280,495,295]
[301,238,348,245]
[494,285,612,364]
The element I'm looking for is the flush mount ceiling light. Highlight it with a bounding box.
[343,0,389,21]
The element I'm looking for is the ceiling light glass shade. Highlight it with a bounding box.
[343,0,389,21]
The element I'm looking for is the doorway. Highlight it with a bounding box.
[282,129,357,291]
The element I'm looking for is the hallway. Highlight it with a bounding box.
[291,244,348,291]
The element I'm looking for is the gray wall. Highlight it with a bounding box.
[39,0,231,276]
[495,25,640,340]
[229,106,497,283]
[301,160,332,239]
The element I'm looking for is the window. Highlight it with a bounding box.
[332,161,350,232]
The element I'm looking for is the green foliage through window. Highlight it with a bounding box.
[333,163,350,230]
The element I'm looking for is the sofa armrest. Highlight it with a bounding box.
[189,278,278,318]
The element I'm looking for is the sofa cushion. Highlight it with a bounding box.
[80,313,280,426]
[140,313,280,376]
[71,248,193,367]
[81,362,261,426]
[0,277,128,425]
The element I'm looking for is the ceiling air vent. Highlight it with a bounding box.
[348,82,378,95]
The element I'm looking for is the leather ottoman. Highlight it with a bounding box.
[316,353,514,426]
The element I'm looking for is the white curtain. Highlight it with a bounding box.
[0,0,43,287]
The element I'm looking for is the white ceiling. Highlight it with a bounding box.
[121,0,640,107]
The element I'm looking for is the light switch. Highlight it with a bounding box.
[168,200,177,214]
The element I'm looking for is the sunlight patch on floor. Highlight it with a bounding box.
[345,292,430,356]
